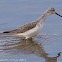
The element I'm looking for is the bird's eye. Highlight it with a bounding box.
[50,9,54,11]
[52,9,54,11]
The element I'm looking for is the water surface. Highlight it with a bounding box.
[0,0,62,62]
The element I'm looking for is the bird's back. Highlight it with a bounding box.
[3,20,39,34]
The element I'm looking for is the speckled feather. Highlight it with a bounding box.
[3,20,40,34]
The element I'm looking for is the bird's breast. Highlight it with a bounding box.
[15,23,43,38]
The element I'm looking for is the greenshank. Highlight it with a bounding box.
[3,8,62,39]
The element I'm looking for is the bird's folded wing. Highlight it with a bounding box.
[3,21,37,34]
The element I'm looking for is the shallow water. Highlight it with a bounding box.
[0,34,62,62]
[0,0,62,62]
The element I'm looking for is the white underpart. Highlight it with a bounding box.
[15,23,43,39]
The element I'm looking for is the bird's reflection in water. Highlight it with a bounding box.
[0,38,47,58]
[0,35,61,62]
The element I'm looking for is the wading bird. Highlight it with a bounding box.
[3,8,62,39]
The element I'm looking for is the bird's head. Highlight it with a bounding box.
[46,8,62,17]
[46,8,55,14]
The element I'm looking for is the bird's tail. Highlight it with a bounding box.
[3,31,10,33]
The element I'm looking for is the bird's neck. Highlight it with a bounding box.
[35,11,50,24]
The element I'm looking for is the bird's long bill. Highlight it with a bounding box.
[55,12,62,17]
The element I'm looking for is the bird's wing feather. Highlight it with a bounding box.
[3,21,37,34]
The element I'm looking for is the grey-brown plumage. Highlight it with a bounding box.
[3,19,40,34]
[3,8,62,38]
